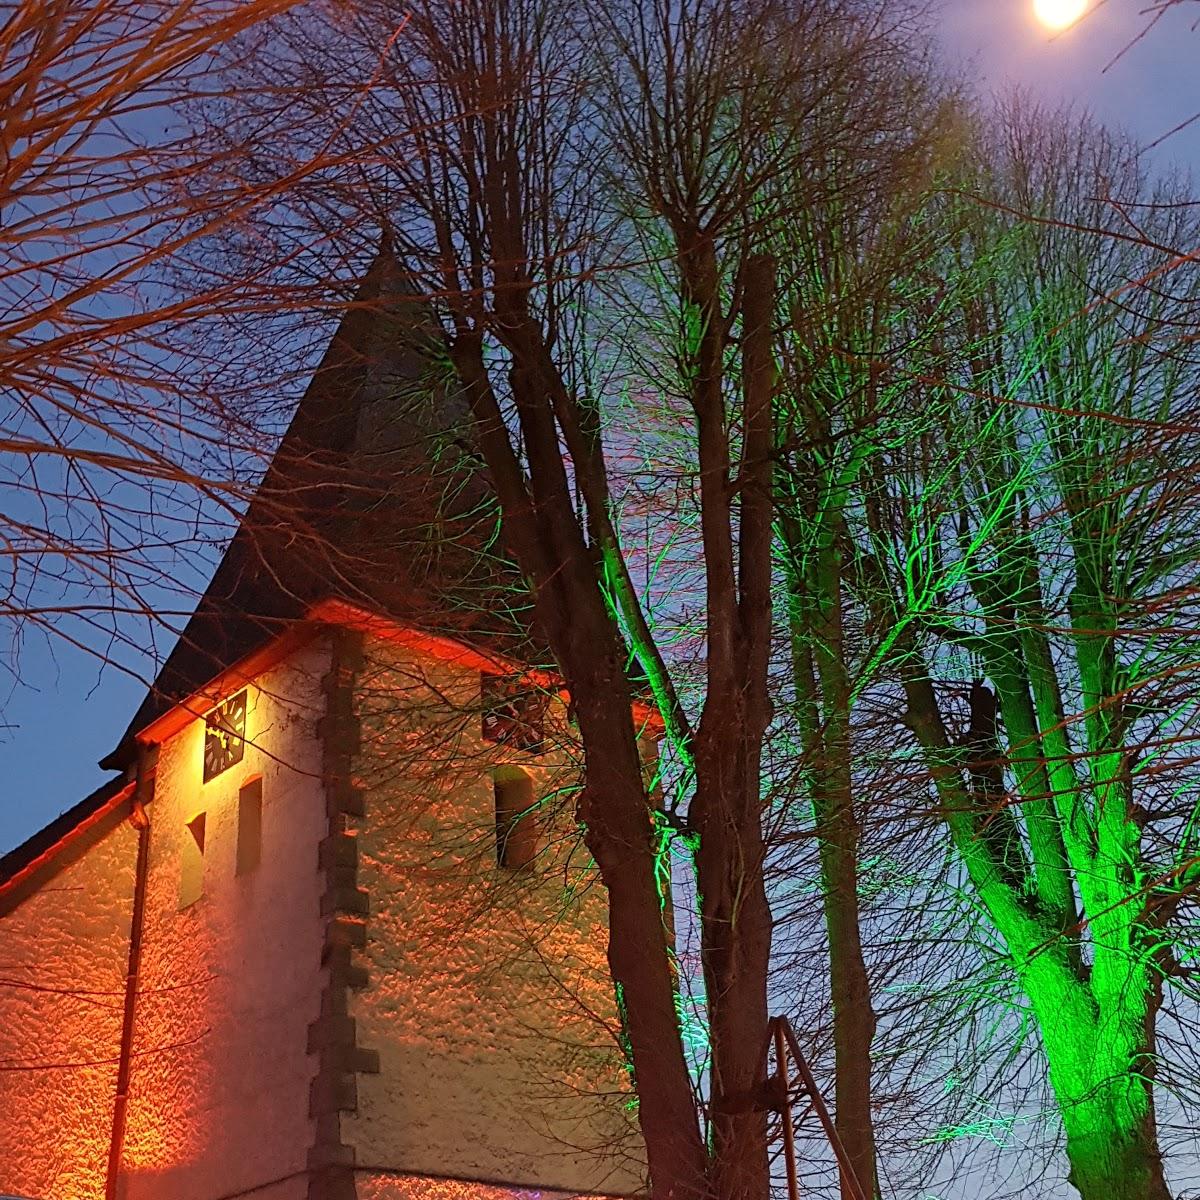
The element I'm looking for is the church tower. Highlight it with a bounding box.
[0,258,648,1200]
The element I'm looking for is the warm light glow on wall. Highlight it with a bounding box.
[358,1171,610,1200]
[0,820,138,1200]
[345,639,643,1193]
[2,633,641,1200]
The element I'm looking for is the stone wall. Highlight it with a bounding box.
[0,812,138,1199]
[117,638,331,1200]
[0,624,649,1200]
[341,635,646,1196]
[355,1170,622,1200]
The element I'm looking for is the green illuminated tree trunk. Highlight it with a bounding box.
[956,414,1171,1200]
[857,431,1176,1199]
[833,100,1200,1198]
[784,534,878,1199]
[877,601,1173,1200]
[1033,979,1169,1200]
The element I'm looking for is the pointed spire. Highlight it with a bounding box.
[102,252,527,767]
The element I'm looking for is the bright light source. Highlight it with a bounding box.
[1033,0,1087,30]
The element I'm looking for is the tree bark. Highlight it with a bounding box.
[1061,1083,1172,1200]
[688,253,777,1200]
[783,522,878,1200]
[807,683,877,1200]
[864,542,1172,1200]
[456,335,711,1200]
[575,681,712,1200]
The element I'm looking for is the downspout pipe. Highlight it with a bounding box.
[105,747,156,1200]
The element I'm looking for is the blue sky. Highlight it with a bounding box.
[1,0,1198,859]
[0,7,1196,1195]
[941,0,1200,168]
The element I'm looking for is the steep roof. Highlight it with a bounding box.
[2,253,537,893]
[1,243,673,893]
[0,774,134,916]
[102,252,533,769]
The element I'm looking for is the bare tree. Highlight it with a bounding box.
[0,0,311,697]
[196,1,941,1197]
[768,56,964,1198]
[846,101,1200,1200]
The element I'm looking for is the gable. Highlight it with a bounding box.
[103,250,534,773]
[0,774,135,918]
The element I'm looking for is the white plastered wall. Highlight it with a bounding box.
[117,637,332,1200]
[343,636,646,1197]
[0,815,138,1200]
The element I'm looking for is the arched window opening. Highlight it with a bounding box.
[493,769,537,871]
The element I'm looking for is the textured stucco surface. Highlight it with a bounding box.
[0,815,138,1199]
[356,1170,618,1200]
[117,638,331,1200]
[0,627,650,1200]
[344,638,646,1196]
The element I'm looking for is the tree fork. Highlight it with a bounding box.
[691,254,777,1200]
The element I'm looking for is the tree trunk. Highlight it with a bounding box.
[458,338,712,1200]
[1061,1084,1172,1200]
[688,252,776,1200]
[812,778,876,1200]
[1027,952,1172,1200]
[812,541,876,1200]
[786,564,878,1200]
[574,675,712,1200]
[779,404,878,1198]
[693,755,774,1200]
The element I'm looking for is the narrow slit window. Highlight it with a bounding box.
[237,777,263,876]
[179,812,206,909]
[494,769,537,871]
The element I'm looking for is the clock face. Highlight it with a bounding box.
[203,690,247,782]
[481,674,546,754]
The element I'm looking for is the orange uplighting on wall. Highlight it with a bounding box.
[0,815,138,1200]
[116,646,329,1200]
[358,1172,613,1200]
[1,624,644,1200]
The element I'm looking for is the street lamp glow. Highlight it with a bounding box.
[1033,0,1087,30]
